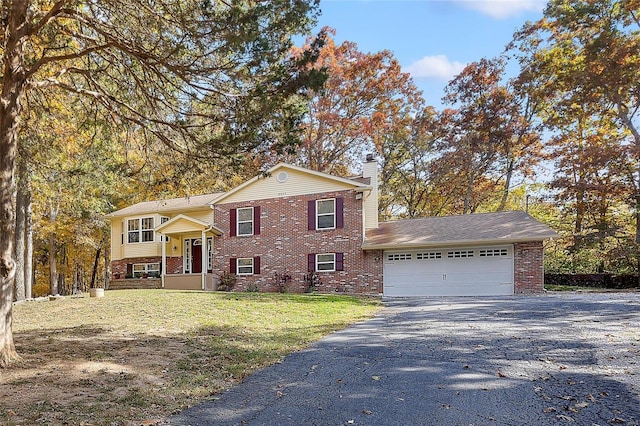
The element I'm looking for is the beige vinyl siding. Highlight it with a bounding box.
[123,241,163,258]
[363,190,378,230]
[118,213,166,259]
[222,168,357,204]
[161,218,206,234]
[110,219,124,261]
[188,209,213,224]
[362,161,378,230]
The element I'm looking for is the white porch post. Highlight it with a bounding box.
[161,233,166,288]
[201,229,206,290]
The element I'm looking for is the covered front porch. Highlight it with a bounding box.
[156,214,223,291]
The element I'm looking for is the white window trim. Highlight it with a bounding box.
[133,262,160,278]
[316,253,336,272]
[127,217,155,244]
[237,257,254,276]
[158,217,170,242]
[237,207,254,236]
[316,198,336,230]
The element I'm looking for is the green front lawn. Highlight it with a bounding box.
[3,290,381,425]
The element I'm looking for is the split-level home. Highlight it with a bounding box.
[107,158,558,297]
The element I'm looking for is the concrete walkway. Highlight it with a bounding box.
[169,293,640,425]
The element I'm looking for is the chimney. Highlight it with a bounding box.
[362,154,378,230]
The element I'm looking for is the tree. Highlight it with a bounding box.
[0,0,323,366]
[512,0,640,241]
[292,29,423,175]
[440,57,543,214]
[377,107,451,219]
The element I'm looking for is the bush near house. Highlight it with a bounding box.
[545,273,639,289]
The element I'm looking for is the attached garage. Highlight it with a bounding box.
[383,246,513,296]
[364,211,558,297]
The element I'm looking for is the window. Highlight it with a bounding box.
[316,253,336,271]
[308,253,344,272]
[141,218,154,242]
[237,258,254,275]
[230,206,260,237]
[479,248,508,257]
[159,217,169,242]
[416,252,442,260]
[237,207,254,236]
[230,257,260,275]
[387,253,412,261]
[127,217,155,243]
[207,237,213,271]
[127,219,140,243]
[133,263,160,278]
[447,250,474,258]
[308,198,343,231]
[317,199,336,229]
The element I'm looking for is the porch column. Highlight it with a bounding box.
[161,232,166,288]
[201,229,206,290]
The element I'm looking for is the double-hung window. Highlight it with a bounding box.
[230,256,261,275]
[127,217,155,243]
[127,219,140,243]
[309,198,342,231]
[316,199,336,230]
[141,217,154,242]
[237,258,254,275]
[316,253,336,272]
[237,207,254,236]
[308,253,344,272]
[230,206,260,237]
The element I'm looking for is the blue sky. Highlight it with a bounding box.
[312,0,547,107]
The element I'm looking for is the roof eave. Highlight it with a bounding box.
[106,204,213,219]
[362,235,558,251]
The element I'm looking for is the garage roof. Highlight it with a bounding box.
[363,211,558,250]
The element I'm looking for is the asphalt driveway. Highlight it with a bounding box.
[170,293,640,425]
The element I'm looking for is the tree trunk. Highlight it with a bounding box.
[13,180,26,301]
[0,0,29,367]
[463,166,475,215]
[498,158,515,211]
[90,246,102,289]
[24,188,33,299]
[104,242,109,289]
[49,230,58,296]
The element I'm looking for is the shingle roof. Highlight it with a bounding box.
[106,193,224,218]
[363,211,558,249]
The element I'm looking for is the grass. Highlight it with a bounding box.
[544,284,638,292]
[545,284,599,291]
[1,290,381,425]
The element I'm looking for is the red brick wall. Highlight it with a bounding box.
[111,256,183,278]
[514,241,545,293]
[213,190,383,294]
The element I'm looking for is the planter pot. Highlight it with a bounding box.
[90,288,105,298]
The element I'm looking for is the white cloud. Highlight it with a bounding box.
[404,55,467,80]
[459,0,545,19]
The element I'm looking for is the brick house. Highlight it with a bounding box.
[106,159,557,296]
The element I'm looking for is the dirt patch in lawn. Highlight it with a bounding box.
[0,290,381,425]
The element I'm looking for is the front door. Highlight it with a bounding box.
[192,241,202,273]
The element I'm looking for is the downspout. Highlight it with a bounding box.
[201,229,206,290]
[202,225,214,291]
[160,232,166,288]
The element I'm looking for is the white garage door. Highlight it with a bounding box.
[383,246,514,297]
